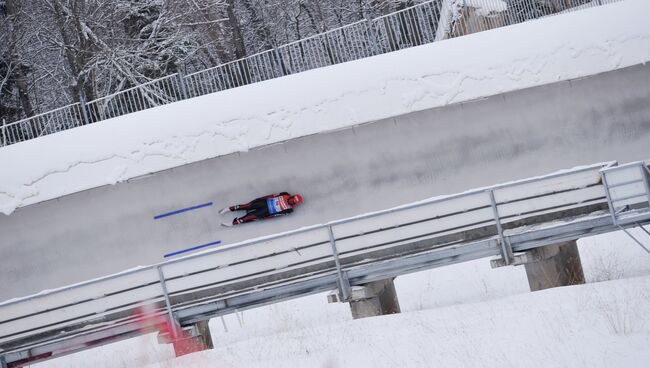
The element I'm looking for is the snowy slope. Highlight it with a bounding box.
[2,0,650,215]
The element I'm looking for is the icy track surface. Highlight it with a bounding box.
[2,0,650,215]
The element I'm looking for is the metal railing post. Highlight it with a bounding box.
[640,164,650,206]
[157,266,180,339]
[176,72,189,100]
[488,190,512,265]
[327,225,351,301]
[1,119,6,147]
[600,172,618,226]
[1,355,8,368]
[79,96,91,126]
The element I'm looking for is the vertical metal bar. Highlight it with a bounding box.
[224,64,235,89]
[407,8,418,46]
[236,60,246,86]
[322,31,336,65]
[287,46,296,73]
[212,68,223,93]
[351,26,362,59]
[66,106,76,128]
[176,72,188,99]
[273,48,286,76]
[157,266,180,339]
[232,62,243,87]
[79,96,91,126]
[126,90,136,113]
[1,355,8,368]
[339,29,349,62]
[1,119,6,147]
[137,87,147,110]
[121,92,131,114]
[244,58,253,84]
[601,172,618,226]
[132,88,142,111]
[188,75,198,98]
[488,190,511,265]
[115,94,125,116]
[58,109,66,130]
[388,16,400,51]
[327,225,351,301]
[249,56,259,83]
[49,112,59,133]
[9,123,15,144]
[319,36,328,65]
[199,71,208,95]
[639,164,650,206]
[86,101,95,123]
[262,52,272,79]
[256,54,266,81]
[414,5,430,44]
[62,107,71,128]
[365,18,380,56]
[323,33,334,65]
[305,40,316,69]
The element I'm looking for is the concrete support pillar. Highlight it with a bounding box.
[524,240,585,291]
[328,278,401,319]
[158,320,214,357]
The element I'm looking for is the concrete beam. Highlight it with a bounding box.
[328,278,401,319]
[523,240,585,291]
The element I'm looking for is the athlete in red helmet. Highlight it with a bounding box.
[219,192,303,226]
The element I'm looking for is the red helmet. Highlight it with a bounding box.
[288,194,303,205]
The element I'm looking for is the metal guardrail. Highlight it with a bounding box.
[0,0,621,148]
[1,160,649,367]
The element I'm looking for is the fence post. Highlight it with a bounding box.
[327,225,351,301]
[79,96,91,126]
[176,71,189,100]
[1,119,6,147]
[488,190,512,265]
[157,266,181,339]
[364,17,380,56]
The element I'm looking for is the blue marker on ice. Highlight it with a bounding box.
[154,202,213,220]
[164,240,222,258]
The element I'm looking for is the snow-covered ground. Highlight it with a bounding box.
[33,229,650,367]
[2,0,650,215]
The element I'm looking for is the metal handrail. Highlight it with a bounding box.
[2,103,81,129]
[85,74,180,104]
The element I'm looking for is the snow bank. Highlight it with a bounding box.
[2,0,649,215]
[36,273,650,368]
